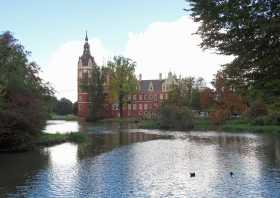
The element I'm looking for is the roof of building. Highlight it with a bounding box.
[80,33,97,66]
[139,80,163,92]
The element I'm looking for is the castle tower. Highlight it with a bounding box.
[77,32,97,118]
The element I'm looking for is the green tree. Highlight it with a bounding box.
[191,77,206,111]
[0,31,53,151]
[44,95,59,118]
[159,104,193,131]
[107,56,137,118]
[73,102,78,115]
[167,77,195,107]
[87,66,105,121]
[191,88,201,111]
[186,0,280,108]
[55,98,73,115]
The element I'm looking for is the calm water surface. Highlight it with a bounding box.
[1,121,280,197]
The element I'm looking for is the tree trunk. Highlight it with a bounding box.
[119,94,123,118]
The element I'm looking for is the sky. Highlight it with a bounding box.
[0,0,232,102]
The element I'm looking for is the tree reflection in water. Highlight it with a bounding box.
[0,149,49,197]
[1,126,280,197]
[77,131,171,159]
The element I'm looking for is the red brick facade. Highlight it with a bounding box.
[77,93,89,118]
[78,34,175,119]
[110,82,169,119]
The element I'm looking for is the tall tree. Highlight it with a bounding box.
[87,66,105,121]
[200,88,214,111]
[186,0,280,107]
[191,88,201,111]
[0,31,53,151]
[210,71,247,124]
[107,56,137,118]
[167,77,205,110]
[167,77,193,107]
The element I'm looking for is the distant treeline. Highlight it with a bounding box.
[48,97,77,116]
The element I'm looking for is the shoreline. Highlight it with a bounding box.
[36,132,88,147]
[93,117,280,134]
[137,118,280,134]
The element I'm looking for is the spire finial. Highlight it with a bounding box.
[85,30,88,42]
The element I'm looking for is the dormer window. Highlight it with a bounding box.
[148,82,154,92]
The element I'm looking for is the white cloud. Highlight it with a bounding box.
[42,16,233,102]
[125,16,233,82]
[41,39,110,102]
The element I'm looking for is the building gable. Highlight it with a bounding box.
[148,82,154,92]
[139,80,162,92]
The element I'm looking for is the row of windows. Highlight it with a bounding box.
[128,93,168,101]
[112,103,159,111]
[127,111,158,117]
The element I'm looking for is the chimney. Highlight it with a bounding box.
[159,73,162,80]
[139,74,142,81]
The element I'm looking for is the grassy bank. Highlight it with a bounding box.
[37,132,88,146]
[137,119,160,129]
[50,114,78,121]
[97,117,139,124]
[138,118,280,133]
[89,116,280,133]
[193,118,212,131]
[221,119,280,133]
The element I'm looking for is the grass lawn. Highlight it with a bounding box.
[137,117,280,133]
[194,118,280,133]
[137,119,160,129]
[50,114,78,121]
[37,132,88,146]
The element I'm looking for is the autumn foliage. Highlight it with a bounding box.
[200,88,214,111]
[209,72,247,125]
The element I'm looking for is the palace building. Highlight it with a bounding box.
[77,33,176,119]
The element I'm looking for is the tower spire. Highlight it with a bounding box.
[85,30,88,42]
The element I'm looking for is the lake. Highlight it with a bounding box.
[1,120,280,197]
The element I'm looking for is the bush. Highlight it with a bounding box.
[247,101,268,119]
[266,111,280,125]
[0,94,47,151]
[251,112,280,126]
[209,108,230,125]
[0,111,36,151]
[67,132,87,143]
[251,116,266,126]
[159,104,193,131]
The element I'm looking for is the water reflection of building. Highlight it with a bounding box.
[77,132,163,159]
